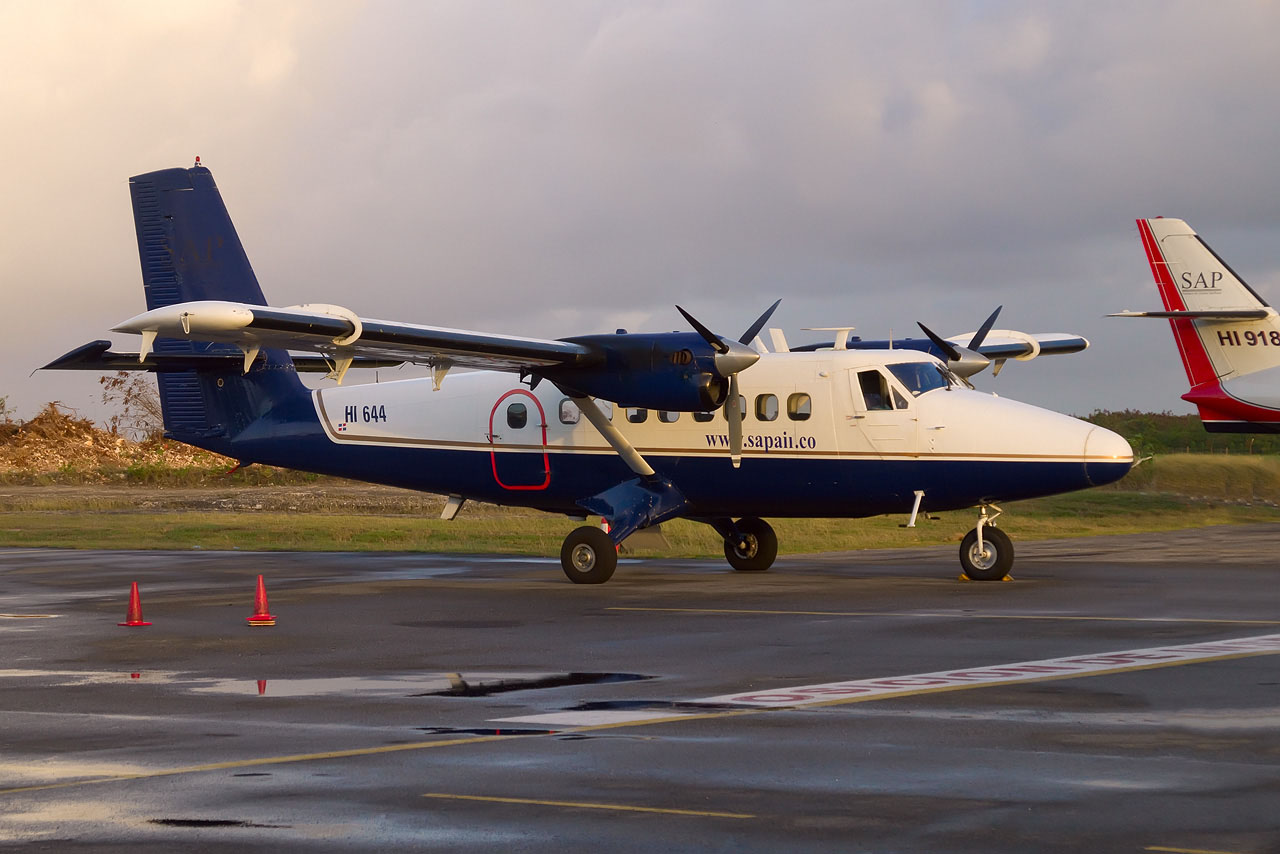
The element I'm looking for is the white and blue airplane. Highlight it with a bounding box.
[44,165,1133,583]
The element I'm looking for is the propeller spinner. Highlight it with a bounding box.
[916,305,1002,379]
[676,300,781,468]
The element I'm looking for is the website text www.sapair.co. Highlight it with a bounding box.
[704,433,817,451]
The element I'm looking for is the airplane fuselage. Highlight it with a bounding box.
[209,348,1132,519]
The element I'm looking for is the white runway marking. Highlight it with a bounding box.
[703,634,1280,707]
[493,634,1280,725]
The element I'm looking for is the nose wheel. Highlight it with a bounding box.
[959,504,1013,581]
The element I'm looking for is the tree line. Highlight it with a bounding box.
[1082,410,1280,456]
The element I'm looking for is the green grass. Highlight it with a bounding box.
[3,454,1279,555]
[1,492,1277,556]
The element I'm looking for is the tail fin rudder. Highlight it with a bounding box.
[129,166,305,447]
[1137,217,1280,387]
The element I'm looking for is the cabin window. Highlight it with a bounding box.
[788,393,812,421]
[626,407,648,423]
[693,411,716,422]
[892,387,909,410]
[755,394,779,422]
[558,399,580,425]
[857,370,893,411]
[658,410,680,423]
[599,401,613,422]
[887,362,949,397]
[723,396,747,420]
[506,402,528,429]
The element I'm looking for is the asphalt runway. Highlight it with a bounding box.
[2,526,1279,853]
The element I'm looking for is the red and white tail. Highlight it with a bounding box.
[1117,218,1280,432]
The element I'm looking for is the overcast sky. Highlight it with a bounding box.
[5,0,1280,423]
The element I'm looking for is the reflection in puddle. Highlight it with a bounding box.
[0,668,656,700]
[193,672,564,697]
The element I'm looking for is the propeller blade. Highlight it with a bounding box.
[967,305,1002,351]
[916,322,963,362]
[738,299,782,345]
[727,373,743,468]
[676,306,730,354]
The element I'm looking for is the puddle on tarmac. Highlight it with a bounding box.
[192,673,561,697]
[0,668,654,699]
[149,818,288,829]
[417,672,651,697]
[417,727,556,736]
[565,699,744,713]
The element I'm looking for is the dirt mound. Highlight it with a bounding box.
[0,403,232,477]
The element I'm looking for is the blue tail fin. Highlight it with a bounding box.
[129,166,307,450]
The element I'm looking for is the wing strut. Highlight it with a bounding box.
[568,394,655,478]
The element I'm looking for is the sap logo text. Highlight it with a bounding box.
[1180,271,1223,290]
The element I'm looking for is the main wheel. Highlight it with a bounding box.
[959,526,1013,581]
[723,517,778,572]
[560,526,617,584]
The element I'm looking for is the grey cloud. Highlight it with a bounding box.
[4,1,1280,421]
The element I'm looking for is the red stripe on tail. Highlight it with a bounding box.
[1136,219,1217,388]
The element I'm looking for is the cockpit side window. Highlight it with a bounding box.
[887,362,950,397]
[857,370,893,411]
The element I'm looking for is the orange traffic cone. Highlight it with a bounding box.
[118,582,151,627]
[247,575,276,626]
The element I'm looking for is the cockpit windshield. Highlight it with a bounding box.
[886,362,951,397]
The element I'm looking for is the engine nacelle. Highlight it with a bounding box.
[546,331,731,411]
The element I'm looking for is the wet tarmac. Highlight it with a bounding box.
[2,525,1279,852]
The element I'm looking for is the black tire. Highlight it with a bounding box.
[959,526,1013,581]
[723,517,778,572]
[560,526,617,584]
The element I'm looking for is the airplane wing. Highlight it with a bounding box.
[109,300,595,377]
[962,332,1090,359]
[41,339,407,374]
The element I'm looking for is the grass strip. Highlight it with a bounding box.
[1,491,1277,556]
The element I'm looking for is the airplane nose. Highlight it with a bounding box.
[1083,426,1134,487]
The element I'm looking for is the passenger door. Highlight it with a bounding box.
[488,389,550,490]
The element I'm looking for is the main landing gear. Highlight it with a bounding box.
[560,526,617,584]
[959,504,1013,581]
[558,516,781,583]
[723,517,778,572]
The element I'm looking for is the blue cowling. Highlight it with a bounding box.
[546,331,730,411]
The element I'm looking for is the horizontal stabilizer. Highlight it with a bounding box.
[1109,309,1271,320]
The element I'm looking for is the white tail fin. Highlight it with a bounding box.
[1130,218,1280,385]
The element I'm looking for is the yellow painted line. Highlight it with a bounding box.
[608,607,1280,626]
[1146,846,1246,854]
[424,792,753,819]
[0,733,514,796]
[0,614,60,620]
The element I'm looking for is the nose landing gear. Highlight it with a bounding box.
[959,504,1013,581]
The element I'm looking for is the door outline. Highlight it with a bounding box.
[848,369,918,454]
[488,389,551,491]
